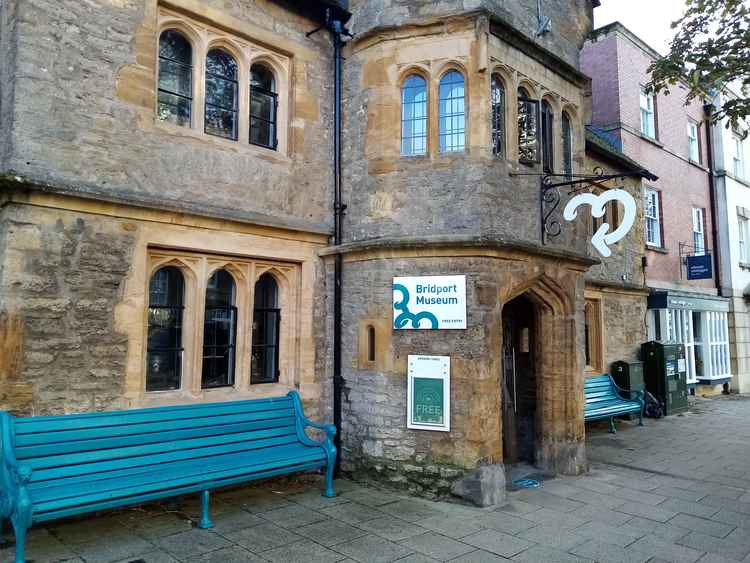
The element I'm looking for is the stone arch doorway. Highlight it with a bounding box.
[502,295,537,465]
[499,273,587,475]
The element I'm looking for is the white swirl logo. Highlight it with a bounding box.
[563,189,636,258]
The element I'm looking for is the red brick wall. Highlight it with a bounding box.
[583,26,714,292]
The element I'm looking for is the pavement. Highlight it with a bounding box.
[2,394,750,563]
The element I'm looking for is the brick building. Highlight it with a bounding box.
[582,23,732,394]
[0,0,654,505]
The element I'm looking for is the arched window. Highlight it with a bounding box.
[202,269,237,388]
[491,74,506,157]
[146,266,184,391]
[439,71,466,153]
[252,273,280,384]
[541,100,554,173]
[401,74,427,156]
[205,49,238,140]
[157,30,192,126]
[562,111,573,177]
[517,87,540,164]
[250,63,278,150]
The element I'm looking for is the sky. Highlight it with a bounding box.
[593,0,688,55]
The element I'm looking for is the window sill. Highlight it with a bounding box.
[139,382,294,406]
[740,262,750,271]
[154,120,291,163]
[646,244,669,254]
[688,158,708,172]
[638,133,663,148]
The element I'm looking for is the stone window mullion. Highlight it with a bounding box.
[190,257,208,395]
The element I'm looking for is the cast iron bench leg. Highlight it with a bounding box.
[12,521,26,563]
[324,458,335,498]
[198,491,214,529]
[608,417,616,433]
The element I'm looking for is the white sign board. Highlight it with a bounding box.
[393,275,466,329]
[407,355,450,432]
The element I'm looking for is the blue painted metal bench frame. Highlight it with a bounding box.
[584,374,644,433]
[0,391,335,563]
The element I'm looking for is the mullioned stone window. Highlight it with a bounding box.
[155,7,289,153]
[145,250,299,397]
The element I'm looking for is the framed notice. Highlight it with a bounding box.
[407,355,450,432]
[393,275,466,330]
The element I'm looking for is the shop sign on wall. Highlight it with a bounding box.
[393,275,466,329]
[686,254,713,280]
[407,355,450,432]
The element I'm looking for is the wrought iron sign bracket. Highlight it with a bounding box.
[523,167,655,245]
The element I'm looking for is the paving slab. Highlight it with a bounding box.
[320,501,386,523]
[669,513,736,539]
[354,516,427,542]
[378,499,444,522]
[262,538,348,562]
[181,545,266,563]
[398,531,475,561]
[222,521,305,553]
[569,539,650,563]
[511,545,594,562]
[659,498,721,519]
[517,524,589,551]
[449,549,509,562]
[461,529,535,558]
[416,514,484,539]
[476,511,537,534]
[572,521,646,548]
[629,534,705,563]
[73,532,156,563]
[614,501,679,522]
[678,530,750,561]
[294,518,369,547]
[334,534,414,563]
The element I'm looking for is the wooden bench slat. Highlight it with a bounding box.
[14,400,293,434]
[28,431,300,480]
[30,443,324,509]
[14,407,296,447]
[34,459,326,524]
[16,416,298,458]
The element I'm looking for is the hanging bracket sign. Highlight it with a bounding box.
[393,275,466,329]
[407,355,450,432]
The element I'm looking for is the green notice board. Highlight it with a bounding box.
[407,355,450,431]
[412,378,444,424]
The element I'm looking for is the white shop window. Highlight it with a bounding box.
[664,309,731,384]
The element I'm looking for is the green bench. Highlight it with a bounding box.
[584,374,644,433]
[0,391,336,563]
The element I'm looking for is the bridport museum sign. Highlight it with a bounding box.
[393,275,467,329]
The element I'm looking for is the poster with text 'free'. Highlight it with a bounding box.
[407,355,450,432]
[393,275,467,329]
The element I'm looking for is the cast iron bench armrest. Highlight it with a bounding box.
[611,379,644,402]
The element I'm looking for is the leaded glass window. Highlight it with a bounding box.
[250,63,278,150]
[439,71,466,153]
[205,49,238,140]
[202,269,237,388]
[157,30,192,126]
[252,273,280,384]
[517,88,540,164]
[401,75,427,155]
[491,74,505,157]
[147,266,184,391]
[562,111,572,177]
[541,100,554,173]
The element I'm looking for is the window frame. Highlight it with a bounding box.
[157,29,193,127]
[146,266,186,392]
[738,208,750,263]
[251,273,282,385]
[584,295,604,374]
[204,48,240,141]
[645,187,662,247]
[401,73,429,156]
[640,88,656,139]
[692,207,706,256]
[249,63,279,150]
[490,73,506,157]
[687,120,700,163]
[201,268,238,389]
[517,87,541,165]
[733,133,745,179]
[561,111,573,177]
[438,70,467,153]
[540,100,554,173]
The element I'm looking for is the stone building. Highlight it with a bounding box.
[0,0,653,504]
[0,0,344,415]
[582,23,732,395]
[331,0,651,503]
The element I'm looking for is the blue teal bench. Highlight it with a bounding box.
[584,374,644,433]
[0,391,335,563]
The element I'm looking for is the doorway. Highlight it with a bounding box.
[502,295,537,465]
